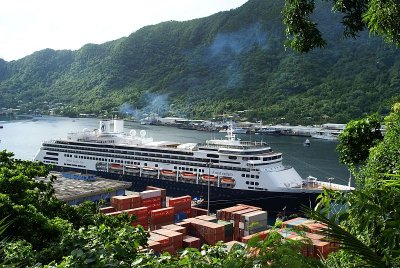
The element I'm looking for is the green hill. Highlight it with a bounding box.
[1,0,399,124]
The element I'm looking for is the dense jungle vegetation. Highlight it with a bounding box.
[0,0,399,124]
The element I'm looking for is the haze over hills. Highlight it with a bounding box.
[0,0,399,124]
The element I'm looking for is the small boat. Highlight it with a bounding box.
[201,174,217,182]
[304,139,311,146]
[125,165,140,174]
[142,167,158,176]
[0,125,3,129]
[220,177,235,184]
[180,172,197,180]
[160,169,177,178]
[110,163,123,170]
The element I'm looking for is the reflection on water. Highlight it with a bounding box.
[0,116,349,184]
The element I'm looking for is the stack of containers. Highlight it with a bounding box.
[240,210,268,237]
[153,229,184,253]
[186,218,225,246]
[140,190,162,214]
[231,207,261,240]
[217,220,234,242]
[168,195,191,223]
[281,217,314,230]
[162,224,187,235]
[148,233,170,253]
[150,207,174,230]
[216,205,252,222]
[124,207,148,229]
[183,235,201,249]
[111,195,134,211]
[111,195,141,211]
[191,207,208,217]
[146,186,167,208]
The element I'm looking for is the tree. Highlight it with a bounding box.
[283,0,400,52]
[311,103,400,267]
[336,114,383,172]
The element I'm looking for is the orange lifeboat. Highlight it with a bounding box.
[160,170,177,178]
[220,177,235,184]
[110,163,123,170]
[125,165,140,174]
[201,174,217,182]
[180,172,197,180]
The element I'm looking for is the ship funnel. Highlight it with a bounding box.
[99,120,111,133]
[113,119,124,133]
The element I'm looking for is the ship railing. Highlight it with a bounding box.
[198,142,268,150]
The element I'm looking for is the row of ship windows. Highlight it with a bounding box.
[49,143,280,163]
[55,141,194,156]
[246,181,260,186]
[241,174,260,179]
[55,149,251,172]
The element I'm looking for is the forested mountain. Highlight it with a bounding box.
[1,0,399,123]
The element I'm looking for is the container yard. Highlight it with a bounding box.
[102,186,338,259]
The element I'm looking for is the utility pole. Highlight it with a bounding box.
[207,161,212,215]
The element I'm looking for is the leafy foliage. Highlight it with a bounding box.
[336,114,383,170]
[311,103,400,267]
[283,0,400,51]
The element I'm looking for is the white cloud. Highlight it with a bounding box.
[0,0,248,61]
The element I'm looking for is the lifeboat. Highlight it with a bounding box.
[220,177,235,184]
[201,174,217,182]
[160,169,177,178]
[110,163,123,170]
[141,167,158,176]
[180,172,197,180]
[125,165,140,174]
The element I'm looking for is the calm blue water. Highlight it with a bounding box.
[0,116,349,185]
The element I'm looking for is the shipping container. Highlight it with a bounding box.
[140,189,162,199]
[191,207,208,217]
[162,224,187,235]
[149,233,170,248]
[99,206,116,214]
[183,235,201,249]
[153,229,184,250]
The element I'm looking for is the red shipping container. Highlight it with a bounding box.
[191,207,208,217]
[183,235,201,249]
[151,207,174,218]
[147,241,161,253]
[149,233,170,247]
[169,195,191,206]
[99,206,116,214]
[162,224,187,235]
[217,205,249,221]
[153,229,184,250]
[161,245,175,255]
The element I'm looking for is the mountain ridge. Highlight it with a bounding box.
[0,0,399,123]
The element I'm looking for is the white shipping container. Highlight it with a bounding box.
[244,211,268,223]
[140,189,162,199]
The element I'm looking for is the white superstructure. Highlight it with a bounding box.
[34,119,352,193]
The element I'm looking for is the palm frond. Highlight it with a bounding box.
[305,208,387,267]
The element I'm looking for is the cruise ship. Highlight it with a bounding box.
[34,119,352,214]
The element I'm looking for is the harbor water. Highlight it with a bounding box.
[0,116,350,185]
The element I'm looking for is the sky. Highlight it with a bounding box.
[0,0,248,61]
